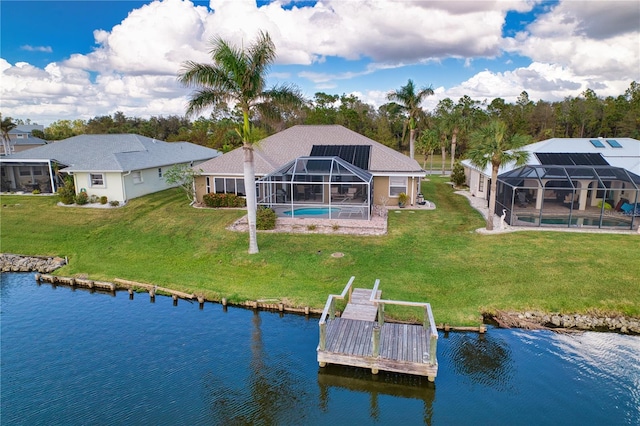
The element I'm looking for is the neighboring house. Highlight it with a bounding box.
[194,125,426,220]
[461,137,640,229]
[0,124,47,155]
[1,134,220,203]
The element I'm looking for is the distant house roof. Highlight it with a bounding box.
[197,125,424,176]
[13,136,48,146]
[9,124,45,135]
[5,134,220,172]
[462,137,640,177]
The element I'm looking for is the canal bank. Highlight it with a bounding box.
[2,253,638,335]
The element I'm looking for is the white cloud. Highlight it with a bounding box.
[0,0,638,126]
[20,45,53,53]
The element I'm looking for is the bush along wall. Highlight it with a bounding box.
[202,193,247,208]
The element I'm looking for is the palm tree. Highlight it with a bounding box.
[387,80,434,159]
[1,114,17,155]
[178,31,303,254]
[467,120,531,230]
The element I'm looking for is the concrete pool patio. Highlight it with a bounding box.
[228,201,436,235]
[226,189,639,236]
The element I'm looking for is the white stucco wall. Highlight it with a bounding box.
[122,166,173,200]
[74,172,125,203]
[467,168,489,200]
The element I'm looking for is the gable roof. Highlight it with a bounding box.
[13,136,48,146]
[9,125,45,135]
[462,137,640,177]
[197,125,424,176]
[5,134,220,172]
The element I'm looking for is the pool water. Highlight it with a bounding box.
[518,215,632,228]
[284,207,340,216]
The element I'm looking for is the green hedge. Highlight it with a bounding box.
[256,206,276,230]
[202,193,247,208]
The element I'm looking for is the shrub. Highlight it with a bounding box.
[307,224,317,231]
[32,189,41,195]
[398,192,409,206]
[74,191,89,205]
[202,193,247,208]
[451,162,466,187]
[109,200,120,207]
[89,194,100,204]
[57,176,75,204]
[332,223,340,231]
[100,196,108,205]
[256,206,276,230]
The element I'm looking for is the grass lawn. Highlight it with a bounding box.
[1,177,639,325]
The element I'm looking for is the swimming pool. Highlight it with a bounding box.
[517,215,632,228]
[283,207,341,216]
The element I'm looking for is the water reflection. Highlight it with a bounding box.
[202,310,312,424]
[318,365,435,423]
[445,331,514,391]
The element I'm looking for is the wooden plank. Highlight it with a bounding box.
[318,284,438,379]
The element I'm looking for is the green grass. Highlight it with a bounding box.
[2,177,639,325]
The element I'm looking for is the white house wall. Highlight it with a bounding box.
[74,172,125,203]
[124,166,168,200]
[468,169,488,200]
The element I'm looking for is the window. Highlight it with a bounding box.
[214,177,246,196]
[205,177,211,193]
[589,139,605,148]
[19,167,31,176]
[606,139,622,148]
[214,178,225,194]
[389,176,407,197]
[90,173,104,187]
[132,171,143,184]
[479,174,485,192]
[158,168,163,177]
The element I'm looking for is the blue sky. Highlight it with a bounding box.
[1,0,638,126]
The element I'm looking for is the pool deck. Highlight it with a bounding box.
[456,191,640,235]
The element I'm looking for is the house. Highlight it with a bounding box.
[461,137,640,229]
[194,125,426,220]
[1,134,220,203]
[1,124,47,155]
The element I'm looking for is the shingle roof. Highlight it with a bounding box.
[9,125,44,134]
[5,134,220,172]
[13,137,48,146]
[197,125,424,176]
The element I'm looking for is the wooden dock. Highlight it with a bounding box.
[317,277,438,381]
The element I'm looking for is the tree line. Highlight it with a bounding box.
[3,81,637,162]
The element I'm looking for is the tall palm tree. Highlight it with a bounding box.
[387,79,434,159]
[1,114,17,155]
[178,31,303,254]
[467,120,530,230]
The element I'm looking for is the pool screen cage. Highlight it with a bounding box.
[495,165,639,230]
[256,156,373,220]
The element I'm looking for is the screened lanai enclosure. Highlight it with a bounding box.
[256,156,373,220]
[495,164,640,230]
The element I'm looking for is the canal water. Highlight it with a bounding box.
[1,272,639,425]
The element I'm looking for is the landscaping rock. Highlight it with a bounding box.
[0,254,66,273]
[487,310,639,335]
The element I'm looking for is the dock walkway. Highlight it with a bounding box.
[317,277,438,381]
